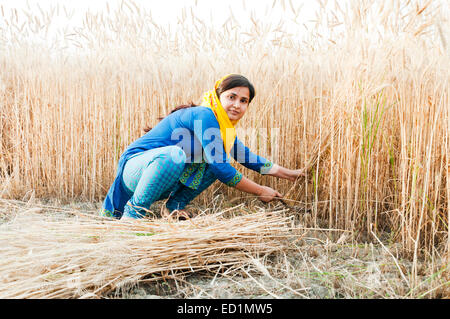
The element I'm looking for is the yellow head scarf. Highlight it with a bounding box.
[200,74,239,154]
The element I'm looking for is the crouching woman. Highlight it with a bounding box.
[102,74,304,220]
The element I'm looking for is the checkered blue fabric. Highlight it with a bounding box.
[121,146,186,218]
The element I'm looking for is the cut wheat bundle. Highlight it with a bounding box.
[0,206,301,299]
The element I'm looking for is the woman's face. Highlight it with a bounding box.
[219,86,250,122]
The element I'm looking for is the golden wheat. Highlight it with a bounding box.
[0,0,448,260]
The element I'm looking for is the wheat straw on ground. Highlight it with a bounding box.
[0,205,299,299]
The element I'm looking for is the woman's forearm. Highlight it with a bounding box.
[267,164,290,179]
[267,164,305,181]
[234,175,264,196]
[234,175,283,202]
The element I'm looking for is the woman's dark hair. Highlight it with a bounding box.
[216,74,255,103]
[144,74,255,132]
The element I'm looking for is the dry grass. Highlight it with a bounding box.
[0,0,448,296]
[0,198,302,299]
[0,198,447,299]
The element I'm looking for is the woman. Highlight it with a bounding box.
[102,74,304,220]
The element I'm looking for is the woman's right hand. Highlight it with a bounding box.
[258,186,283,203]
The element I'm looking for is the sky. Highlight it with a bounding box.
[0,0,319,28]
[0,0,326,53]
[2,0,447,51]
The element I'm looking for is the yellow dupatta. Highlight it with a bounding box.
[200,74,239,154]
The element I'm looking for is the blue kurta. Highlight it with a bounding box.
[102,106,273,218]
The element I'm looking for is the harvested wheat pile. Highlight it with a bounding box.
[0,205,299,299]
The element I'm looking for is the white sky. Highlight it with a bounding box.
[0,0,319,28]
[0,0,323,50]
[0,0,327,53]
[1,0,447,51]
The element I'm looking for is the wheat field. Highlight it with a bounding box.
[0,0,448,297]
